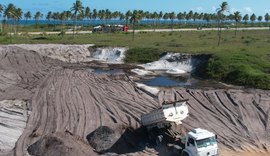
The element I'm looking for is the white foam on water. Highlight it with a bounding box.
[166,69,187,75]
[92,47,126,63]
[131,68,155,76]
[139,53,192,74]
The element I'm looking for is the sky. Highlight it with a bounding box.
[1,0,270,17]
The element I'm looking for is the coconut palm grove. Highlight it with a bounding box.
[0,1,269,32]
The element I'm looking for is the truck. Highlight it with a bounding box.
[141,100,218,156]
[92,25,128,33]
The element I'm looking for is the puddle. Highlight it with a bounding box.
[137,75,192,87]
[137,75,227,89]
[87,68,227,89]
[87,68,124,74]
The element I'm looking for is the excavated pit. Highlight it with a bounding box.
[0,45,269,156]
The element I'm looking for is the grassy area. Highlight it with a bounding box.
[0,30,269,89]
[124,47,162,63]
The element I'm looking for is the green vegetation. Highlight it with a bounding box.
[0,30,269,89]
[124,48,161,63]
[207,53,270,89]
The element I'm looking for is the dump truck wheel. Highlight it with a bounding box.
[182,151,189,156]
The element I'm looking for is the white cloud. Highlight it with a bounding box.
[211,6,217,12]
[196,7,203,12]
[191,7,204,12]
[243,7,253,14]
[264,9,270,14]
[230,8,237,13]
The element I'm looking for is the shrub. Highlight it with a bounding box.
[206,57,229,80]
[226,65,270,89]
[124,47,161,64]
[206,56,270,89]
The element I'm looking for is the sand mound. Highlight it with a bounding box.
[12,44,94,63]
[27,132,95,156]
[86,126,121,153]
[11,44,126,64]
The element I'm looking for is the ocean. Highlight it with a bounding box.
[1,19,227,26]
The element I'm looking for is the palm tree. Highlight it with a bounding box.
[233,11,241,36]
[119,13,125,23]
[105,9,111,24]
[112,11,119,20]
[163,12,169,23]
[130,10,142,40]
[177,12,184,22]
[186,10,193,21]
[169,12,176,29]
[46,11,52,26]
[34,11,43,27]
[4,3,16,19]
[152,11,158,31]
[250,13,256,24]
[243,14,249,24]
[265,13,270,30]
[77,11,85,24]
[14,8,22,33]
[177,12,183,26]
[0,4,3,33]
[24,11,31,27]
[52,12,60,28]
[199,13,204,20]
[85,6,91,23]
[59,11,68,38]
[70,0,84,38]
[193,12,199,21]
[98,10,105,24]
[4,3,17,42]
[203,13,211,23]
[125,10,131,26]
[92,9,97,21]
[66,11,72,21]
[158,11,163,24]
[257,16,262,24]
[216,1,229,46]
[144,11,150,23]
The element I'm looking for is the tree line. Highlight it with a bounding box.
[0,1,270,27]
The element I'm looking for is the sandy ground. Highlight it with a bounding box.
[0,100,27,153]
[0,45,269,156]
[221,150,270,156]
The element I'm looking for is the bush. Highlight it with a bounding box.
[124,47,161,64]
[0,32,8,36]
[206,56,270,89]
[206,57,229,80]
[226,65,270,89]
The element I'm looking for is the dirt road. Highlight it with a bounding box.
[12,27,270,35]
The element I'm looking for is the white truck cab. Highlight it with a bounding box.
[182,128,218,156]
